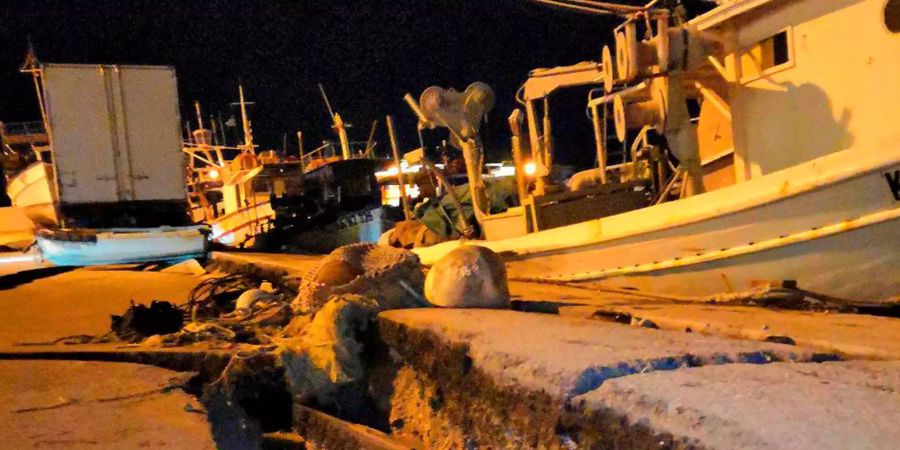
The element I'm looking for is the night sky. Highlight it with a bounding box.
[0,1,708,168]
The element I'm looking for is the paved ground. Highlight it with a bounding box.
[578,361,900,450]
[0,268,217,448]
[0,267,204,349]
[510,281,900,359]
[210,251,322,291]
[0,360,215,449]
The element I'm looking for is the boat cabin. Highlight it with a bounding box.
[485,0,900,240]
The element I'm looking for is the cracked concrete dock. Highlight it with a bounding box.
[1,252,898,449]
[213,251,900,449]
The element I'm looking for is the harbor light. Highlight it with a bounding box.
[208,168,220,180]
[524,161,537,176]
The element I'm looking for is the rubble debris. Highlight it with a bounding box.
[111,300,184,343]
[160,258,207,275]
[630,317,658,329]
[294,243,426,314]
[764,335,797,345]
[187,273,263,319]
[280,294,380,417]
[424,245,510,308]
[235,288,276,311]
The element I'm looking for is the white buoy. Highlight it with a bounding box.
[424,245,510,308]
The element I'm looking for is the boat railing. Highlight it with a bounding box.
[301,140,376,169]
[1,121,46,137]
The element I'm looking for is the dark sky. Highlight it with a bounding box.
[0,1,709,168]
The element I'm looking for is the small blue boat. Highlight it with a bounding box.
[36,226,208,266]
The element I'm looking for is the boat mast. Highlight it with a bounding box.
[194,101,205,130]
[238,84,254,153]
[318,82,351,160]
[20,40,51,145]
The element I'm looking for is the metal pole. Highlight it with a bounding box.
[364,119,378,158]
[210,115,219,145]
[542,98,553,169]
[238,84,253,150]
[386,115,412,221]
[194,101,204,129]
[508,109,528,203]
[525,99,547,195]
[590,104,608,184]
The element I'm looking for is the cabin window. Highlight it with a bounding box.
[740,29,793,83]
[887,0,900,33]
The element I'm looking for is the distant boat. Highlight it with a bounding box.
[267,84,393,253]
[36,226,207,266]
[272,157,390,253]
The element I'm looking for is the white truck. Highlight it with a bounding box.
[41,64,188,227]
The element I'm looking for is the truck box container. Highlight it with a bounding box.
[42,64,188,227]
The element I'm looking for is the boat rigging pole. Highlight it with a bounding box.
[238,84,254,153]
[318,82,351,160]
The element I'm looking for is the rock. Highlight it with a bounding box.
[282,314,313,337]
[280,295,379,413]
[424,245,510,308]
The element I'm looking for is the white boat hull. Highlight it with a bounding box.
[36,226,207,266]
[6,162,58,226]
[206,201,275,248]
[415,146,900,302]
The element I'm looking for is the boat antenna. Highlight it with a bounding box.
[318,82,336,119]
[238,83,253,151]
[194,101,204,130]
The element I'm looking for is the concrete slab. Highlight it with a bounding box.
[0,360,215,449]
[0,268,203,348]
[510,280,900,360]
[209,251,323,292]
[576,361,900,450]
[379,309,833,400]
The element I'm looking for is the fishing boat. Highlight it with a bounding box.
[184,91,302,248]
[410,0,900,303]
[269,84,393,252]
[36,226,207,266]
